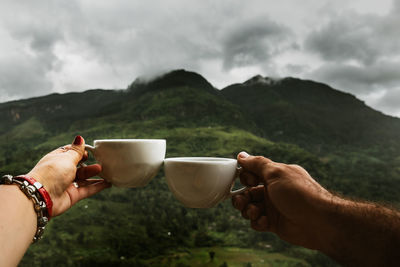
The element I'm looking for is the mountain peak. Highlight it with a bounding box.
[244,75,283,86]
[128,69,216,94]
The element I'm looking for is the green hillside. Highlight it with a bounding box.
[0,69,399,266]
[0,89,125,135]
[222,75,400,201]
[222,75,400,156]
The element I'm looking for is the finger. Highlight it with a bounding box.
[239,190,256,220]
[76,164,102,179]
[66,135,85,165]
[241,208,250,220]
[75,180,112,203]
[238,152,273,178]
[232,193,250,211]
[248,186,265,202]
[51,144,72,154]
[237,152,282,183]
[240,170,258,187]
[251,215,269,232]
[81,151,89,162]
[245,202,265,221]
[76,178,105,187]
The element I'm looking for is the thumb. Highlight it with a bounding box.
[67,135,85,164]
[237,151,275,183]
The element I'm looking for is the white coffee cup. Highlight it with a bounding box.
[164,157,247,208]
[85,139,166,187]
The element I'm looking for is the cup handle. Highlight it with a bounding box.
[85,144,95,153]
[230,186,249,197]
[82,144,108,182]
[228,167,249,198]
[79,144,95,168]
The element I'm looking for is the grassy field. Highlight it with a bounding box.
[147,247,310,267]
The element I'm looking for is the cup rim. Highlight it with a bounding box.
[94,139,166,142]
[164,157,236,164]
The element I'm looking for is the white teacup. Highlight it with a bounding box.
[164,157,247,208]
[85,139,166,187]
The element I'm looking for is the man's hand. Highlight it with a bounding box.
[232,151,333,250]
[232,151,400,267]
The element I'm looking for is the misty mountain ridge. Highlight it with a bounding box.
[223,73,400,156]
[242,74,281,86]
[1,69,399,158]
[128,69,217,95]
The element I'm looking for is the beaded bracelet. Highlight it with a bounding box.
[0,175,53,242]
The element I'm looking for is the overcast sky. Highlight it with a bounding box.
[1,0,399,117]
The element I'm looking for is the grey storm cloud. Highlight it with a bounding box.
[222,17,292,70]
[0,0,293,102]
[70,3,291,75]
[305,2,400,65]
[0,0,399,117]
[311,61,400,93]
[0,0,73,100]
[0,59,53,98]
[374,87,400,115]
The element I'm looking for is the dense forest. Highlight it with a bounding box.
[0,70,399,266]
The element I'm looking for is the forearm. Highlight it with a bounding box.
[0,185,37,267]
[320,196,400,266]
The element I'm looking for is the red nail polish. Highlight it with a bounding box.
[73,135,83,145]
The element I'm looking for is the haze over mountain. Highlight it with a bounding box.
[0,69,399,266]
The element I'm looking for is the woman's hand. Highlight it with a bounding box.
[26,136,111,216]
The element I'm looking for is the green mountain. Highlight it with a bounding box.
[0,69,398,266]
[0,89,124,134]
[222,75,400,157]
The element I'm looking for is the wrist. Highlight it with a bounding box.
[16,175,53,219]
[0,184,37,265]
[308,193,346,254]
[314,195,400,266]
[315,195,364,260]
[1,175,52,242]
[26,170,56,200]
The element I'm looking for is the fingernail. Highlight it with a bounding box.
[73,135,83,145]
[239,151,250,158]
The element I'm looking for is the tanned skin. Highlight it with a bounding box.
[232,152,400,267]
